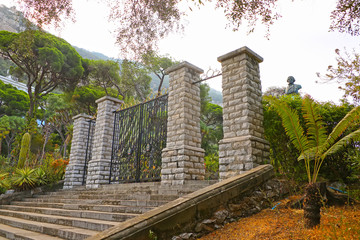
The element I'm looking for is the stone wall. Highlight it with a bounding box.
[161,62,206,185]
[65,46,270,188]
[218,47,270,180]
[86,96,123,188]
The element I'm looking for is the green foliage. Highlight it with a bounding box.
[265,95,360,184]
[0,172,9,193]
[0,30,84,119]
[200,84,223,156]
[18,132,31,168]
[199,83,223,179]
[0,80,29,117]
[120,60,151,101]
[86,59,123,97]
[33,167,48,186]
[0,115,10,156]
[11,167,37,191]
[204,153,219,180]
[71,85,107,115]
[141,51,178,95]
[0,115,10,139]
[41,153,69,183]
[263,95,359,183]
[0,57,15,76]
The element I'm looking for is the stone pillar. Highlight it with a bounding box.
[218,47,270,180]
[63,114,93,189]
[86,96,123,188]
[161,62,205,185]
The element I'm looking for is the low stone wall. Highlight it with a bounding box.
[87,164,280,240]
[172,177,289,239]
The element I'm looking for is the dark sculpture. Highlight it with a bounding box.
[285,76,302,94]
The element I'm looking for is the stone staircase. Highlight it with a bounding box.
[0,181,216,240]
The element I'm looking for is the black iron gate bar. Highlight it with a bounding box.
[192,69,222,85]
[82,119,96,185]
[109,94,168,183]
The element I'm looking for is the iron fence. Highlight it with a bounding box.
[110,94,168,183]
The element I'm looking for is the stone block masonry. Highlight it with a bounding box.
[86,96,123,188]
[218,47,270,180]
[161,62,206,185]
[63,114,93,189]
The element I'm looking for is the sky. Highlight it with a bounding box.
[1,0,359,104]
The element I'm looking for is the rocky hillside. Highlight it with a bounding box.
[0,4,30,32]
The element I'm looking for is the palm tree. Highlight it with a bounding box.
[265,95,360,228]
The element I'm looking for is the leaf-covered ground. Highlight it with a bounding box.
[199,197,360,240]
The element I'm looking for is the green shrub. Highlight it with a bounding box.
[263,95,358,184]
[204,153,219,180]
[11,167,37,190]
[34,167,48,186]
[41,153,69,183]
[0,172,9,193]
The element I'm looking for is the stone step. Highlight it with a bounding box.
[53,181,216,196]
[0,209,117,231]
[0,181,216,239]
[32,193,179,201]
[0,205,139,222]
[0,222,62,240]
[9,202,154,214]
[0,215,99,239]
[15,198,168,207]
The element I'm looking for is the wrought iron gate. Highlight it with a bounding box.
[82,119,96,185]
[110,94,168,183]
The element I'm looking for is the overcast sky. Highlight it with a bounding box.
[1,0,359,104]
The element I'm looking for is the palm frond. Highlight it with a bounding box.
[302,96,327,148]
[298,147,316,161]
[264,96,309,153]
[323,128,360,157]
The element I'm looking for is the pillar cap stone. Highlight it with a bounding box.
[217,46,263,63]
[165,61,204,75]
[72,113,93,120]
[95,96,124,105]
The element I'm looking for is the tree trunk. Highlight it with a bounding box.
[303,182,326,228]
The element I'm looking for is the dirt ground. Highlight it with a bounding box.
[198,197,360,240]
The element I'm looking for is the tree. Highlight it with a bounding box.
[4,116,25,159]
[330,0,360,36]
[0,115,10,155]
[319,48,360,105]
[0,30,84,119]
[120,60,151,101]
[12,0,360,57]
[200,84,223,155]
[141,51,177,96]
[86,59,123,97]
[71,85,107,116]
[0,79,29,117]
[15,0,74,28]
[265,94,360,228]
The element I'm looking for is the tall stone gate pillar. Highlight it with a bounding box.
[218,47,270,180]
[86,96,123,188]
[161,62,205,185]
[63,114,93,189]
